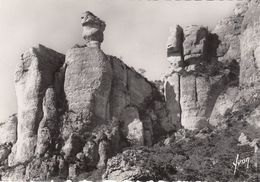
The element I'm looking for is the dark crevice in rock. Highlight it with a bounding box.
[178,74,182,128]
[55,64,67,114]
[194,75,198,102]
[107,56,115,120]
[228,59,240,86]
[207,33,221,58]
[205,76,228,120]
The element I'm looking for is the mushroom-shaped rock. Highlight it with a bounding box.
[81,11,106,48]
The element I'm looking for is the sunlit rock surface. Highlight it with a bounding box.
[3,1,260,180]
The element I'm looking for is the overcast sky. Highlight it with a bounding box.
[0,0,238,121]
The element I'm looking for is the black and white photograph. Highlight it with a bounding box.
[0,0,260,181]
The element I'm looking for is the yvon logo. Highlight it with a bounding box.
[233,154,250,175]
[232,144,256,176]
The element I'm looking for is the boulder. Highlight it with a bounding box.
[246,105,260,128]
[120,106,144,146]
[81,11,106,48]
[25,157,60,180]
[183,25,209,60]
[104,150,155,180]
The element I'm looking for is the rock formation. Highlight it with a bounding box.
[0,114,17,145]
[164,24,236,130]
[2,0,260,180]
[0,10,170,180]
[12,45,65,165]
[81,11,106,48]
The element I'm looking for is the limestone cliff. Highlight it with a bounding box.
[0,11,170,180]
[2,1,260,180]
[164,25,237,130]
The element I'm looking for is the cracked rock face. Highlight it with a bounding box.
[4,4,260,180]
[64,47,113,136]
[1,11,172,180]
[239,1,260,88]
[164,24,237,130]
[163,1,260,131]
[183,25,209,59]
[209,86,239,126]
[212,2,248,64]
[11,45,65,164]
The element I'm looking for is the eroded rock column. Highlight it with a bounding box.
[63,12,112,141]
[12,45,64,164]
[164,25,232,130]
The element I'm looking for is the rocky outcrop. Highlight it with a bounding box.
[0,114,17,145]
[11,45,65,165]
[163,0,250,130]
[1,11,171,180]
[81,11,106,48]
[164,24,236,130]
[59,13,172,178]
[63,46,112,138]
[209,86,239,126]
[4,1,260,180]
[239,1,260,87]
[62,45,169,153]
[104,149,160,180]
[35,87,60,157]
[108,56,169,144]
[212,1,249,64]
[104,114,260,181]
[211,0,260,129]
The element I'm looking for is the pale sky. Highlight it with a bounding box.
[0,0,238,121]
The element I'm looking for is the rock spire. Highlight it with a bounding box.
[81,11,106,48]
